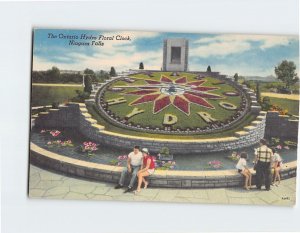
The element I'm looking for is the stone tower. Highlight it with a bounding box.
[162,38,188,72]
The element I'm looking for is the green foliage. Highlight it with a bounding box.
[139,62,144,70]
[256,82,261,103]
[109,159,118,166]
[31,86,84,106]
[51,102,60,109]
[207,65,211,72]
[109,67,117,77]
[275,60,299,88]
[261,96,271,111]
[71,90,90,103]
[84,76,93,93]
[45,66,60,83]
[234,73,239,82]
[160,147,170,155]
[32,68,82,84]
[96,70,110,82]
[84,68,95,75]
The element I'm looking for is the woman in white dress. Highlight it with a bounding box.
[272,148,282,186]
[236,152,252,190]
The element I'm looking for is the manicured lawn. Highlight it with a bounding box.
[103,72,243,129]
[268,97,299,115]
[31,86,84,106]
[88,104,257,140]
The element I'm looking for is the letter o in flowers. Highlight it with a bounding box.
[219,101,237,110]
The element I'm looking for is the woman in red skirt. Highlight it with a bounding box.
[134,148,155,194]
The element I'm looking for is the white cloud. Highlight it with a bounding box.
[33,49,162,72]
[190,40,251,57]
[191,34,296,57]
[33,31,162,71]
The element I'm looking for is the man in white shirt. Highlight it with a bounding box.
[115,145,143,193]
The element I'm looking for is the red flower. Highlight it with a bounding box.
[121,75,222,115]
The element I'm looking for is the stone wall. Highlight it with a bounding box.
[33,103,267,154]
[265,111,299,138]
[30,142,297,189]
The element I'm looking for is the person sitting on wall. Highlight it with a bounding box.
[271,148,283,186]
[134,148,155,195]
[236,152,252,190]
[254,139,273,191]
[115,145,143,193]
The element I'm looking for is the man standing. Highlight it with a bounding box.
[115,145,143,193]
[254,139,273,191]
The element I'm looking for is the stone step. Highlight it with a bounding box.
[85,99,95,106]
[251,121,261,126]
[251,106,261,112]
[243,125,256,131]
[48,108,59,112]
[90,94,96,99]
[235,131,249,137]
[79,107,88,113]
[256,115,265,120]
[91,123,105,130]
[38,112,49,115]
[85,118,97,124]
[81,112,92,118]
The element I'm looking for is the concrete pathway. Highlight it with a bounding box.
[29,165,296,206]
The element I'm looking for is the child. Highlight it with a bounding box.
[236,152,252,190]
[272,148,282,186]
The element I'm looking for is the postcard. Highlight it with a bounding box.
[29,29,298,206]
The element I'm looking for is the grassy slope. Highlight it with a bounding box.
[268,97,299,115]
[104,72,242,129]
[31,86,84,106]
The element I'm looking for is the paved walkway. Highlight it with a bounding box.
[261,92,299,100]
[29,165,296,206]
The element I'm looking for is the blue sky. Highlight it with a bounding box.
[33,29,299,76]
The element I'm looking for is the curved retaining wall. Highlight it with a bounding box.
[30,143,297,188]
[33,103,267,154]
[34,103,266,154]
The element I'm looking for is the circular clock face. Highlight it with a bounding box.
[96,72,249,134]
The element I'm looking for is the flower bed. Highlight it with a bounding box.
[80,141,99,156]
[206,160,223,169]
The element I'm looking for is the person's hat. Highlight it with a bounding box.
[141,148,149,154]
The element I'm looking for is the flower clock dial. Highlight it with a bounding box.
[98,72,249,134]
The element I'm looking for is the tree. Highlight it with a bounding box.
[84,68,96,82]
[256,81,261,103]
[275,60,299,89]
[109,67,117,77]
[261,96,271,111]
[46,66,60,83]
[234,73,239,82]
[207,65,211,72]
[139,62,144,70]
[84,68,95,75]
[84,75,93,93]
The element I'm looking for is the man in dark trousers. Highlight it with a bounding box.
[114,145,143,193]
[254,139,273,191]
